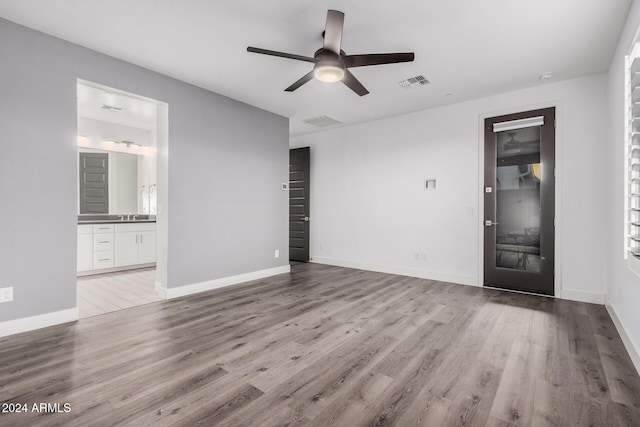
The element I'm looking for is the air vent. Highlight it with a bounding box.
[101,104,124,112]
[397,75,430,90]
[303,115,343,127]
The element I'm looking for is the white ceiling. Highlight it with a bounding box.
[0,0,632,136]
[77,82,158,130]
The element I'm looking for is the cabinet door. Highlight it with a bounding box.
[115,232,139,267]
[77,234,93,272]
[138,231,157,264]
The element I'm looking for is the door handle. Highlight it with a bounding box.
[484,220,499,227]
[302,217,309,222]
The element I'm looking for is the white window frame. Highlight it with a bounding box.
[624,42,640,275]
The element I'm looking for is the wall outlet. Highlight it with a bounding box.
[0,287,13,303]
[274,249,280,258]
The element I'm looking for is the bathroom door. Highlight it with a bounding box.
[484,107,555,295]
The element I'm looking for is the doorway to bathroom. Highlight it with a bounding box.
[76,80,167,318]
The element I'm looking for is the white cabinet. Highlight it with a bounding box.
[115,232,139,267]
[114,223,156,267]
[93,251,115,269]
[138,231,157,264]
[78,222,156,275]
[77,225,93,272]
[91,224,114,269]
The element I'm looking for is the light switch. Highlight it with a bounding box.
[425,179,436,190]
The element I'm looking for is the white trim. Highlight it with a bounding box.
[0,307,79,338]
[560,289,604,304]
[154,281,167,299]
[605,295,640,376]
[77,263,156,277]
[165,265,291,299]
[477,101,563,297]
[312,257,478,287]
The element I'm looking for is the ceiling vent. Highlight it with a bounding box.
[101,104,124,112]
[303,115,343,127]
[397,75,430,90]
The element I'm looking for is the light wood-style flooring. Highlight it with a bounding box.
[77,268,160,318]
[2,263,640,426]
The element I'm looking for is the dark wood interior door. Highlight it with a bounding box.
[484,107,555,295]
[79,152,109,214]
[289,147,310,261]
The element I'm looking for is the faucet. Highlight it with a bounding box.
[118,214,125,221]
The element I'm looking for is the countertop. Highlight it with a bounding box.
[78,215,156,224]
[78,219,157,224]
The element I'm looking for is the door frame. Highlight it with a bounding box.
[477,101,562,298]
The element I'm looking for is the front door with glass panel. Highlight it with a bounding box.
[484,107,555,295]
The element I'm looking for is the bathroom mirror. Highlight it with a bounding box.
[78,147,156,215]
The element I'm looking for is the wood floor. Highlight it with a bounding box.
[1,263,639,426]
[77,268,160,318]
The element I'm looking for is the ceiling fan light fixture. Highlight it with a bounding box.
[314,64,345,82]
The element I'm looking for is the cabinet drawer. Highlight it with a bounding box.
[93,233,114,251]
[93,251,114,269]
[114,223,156,233]
[78,224,93,235]
[93,224,114,233]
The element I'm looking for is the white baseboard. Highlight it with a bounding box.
[165,265,291,299]
[605,295,640,376]
[154,281,167,299]
[560,289,604,304]
[77,263,156,277]
[311,257,478,287]
[0,307,79,338]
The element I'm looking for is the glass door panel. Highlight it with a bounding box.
[495,127,541,272]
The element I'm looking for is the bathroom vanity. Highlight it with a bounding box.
[77,215,156,276]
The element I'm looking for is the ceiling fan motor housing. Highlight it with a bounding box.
[313,49,346,82]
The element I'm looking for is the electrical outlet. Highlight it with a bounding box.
[0,287,13,303]
[274,249,280,258]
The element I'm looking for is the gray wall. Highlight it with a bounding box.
[0,18,289,323]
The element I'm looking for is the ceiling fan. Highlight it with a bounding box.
[246,10,415,96]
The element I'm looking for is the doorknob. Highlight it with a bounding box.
[484,220,499,227]
[303,217,309,222]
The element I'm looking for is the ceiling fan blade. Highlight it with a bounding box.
[344,52,415,68]
[247,47,314,63]
[285,71,315,92]
[323,10,344,54]
[342,70,369,96]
